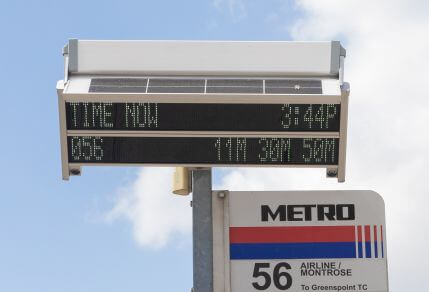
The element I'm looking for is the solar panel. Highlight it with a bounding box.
[89,78,148,93]
[147,78,205,93]
[206,79,263,94]
[89,78,323,94]
[265,79,322,94]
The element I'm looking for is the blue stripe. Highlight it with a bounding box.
[358,241,363,258]
[365,241,372,258]
[381,240,384,258]
[374,241,378,258]
[230,242,356,260]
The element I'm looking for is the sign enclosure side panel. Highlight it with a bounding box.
[57,84,71,180]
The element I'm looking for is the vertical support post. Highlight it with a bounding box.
[192,169,213,292]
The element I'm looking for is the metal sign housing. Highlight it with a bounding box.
[57,40,349,180]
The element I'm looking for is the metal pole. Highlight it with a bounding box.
[192,169,213,292]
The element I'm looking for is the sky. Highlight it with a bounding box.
[0,0,428,291]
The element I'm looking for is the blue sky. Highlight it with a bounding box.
[0,1,300,291]
[1,0,429,291]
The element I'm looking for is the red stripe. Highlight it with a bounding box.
[365,225,371,242]
[358,226,362,242]
[380,225,383,241]
[230,226,355,244]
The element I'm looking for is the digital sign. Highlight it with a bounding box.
[65,103,340,132]
[68,136,339,165]
[57,40,350,180]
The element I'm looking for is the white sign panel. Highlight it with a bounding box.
[214,190,388,292]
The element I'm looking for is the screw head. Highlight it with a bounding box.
[327,169,338,178]
[218,192,226,198]
[70,169,81,176]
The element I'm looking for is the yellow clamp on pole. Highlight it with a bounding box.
[172,167,191,195]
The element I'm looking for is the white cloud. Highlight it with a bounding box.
[106,167,192,249]
[213,0,247,21]
[219,0,429,290]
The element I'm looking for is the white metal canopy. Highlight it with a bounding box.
[66,40,345,77]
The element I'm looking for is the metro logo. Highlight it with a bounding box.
[261,204,355,222]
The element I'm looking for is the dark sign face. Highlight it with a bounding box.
[67,136,339,165]
[65,103,340,132]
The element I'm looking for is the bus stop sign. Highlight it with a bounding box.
[212,190,388,292]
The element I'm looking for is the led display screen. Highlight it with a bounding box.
[68,136,339,165]
[65,103,340,132]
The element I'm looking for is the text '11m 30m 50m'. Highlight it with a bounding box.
[68,136,339,165]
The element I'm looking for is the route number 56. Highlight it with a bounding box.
[252,262,292,290]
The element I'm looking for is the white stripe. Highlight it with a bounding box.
[355,225,359,258]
